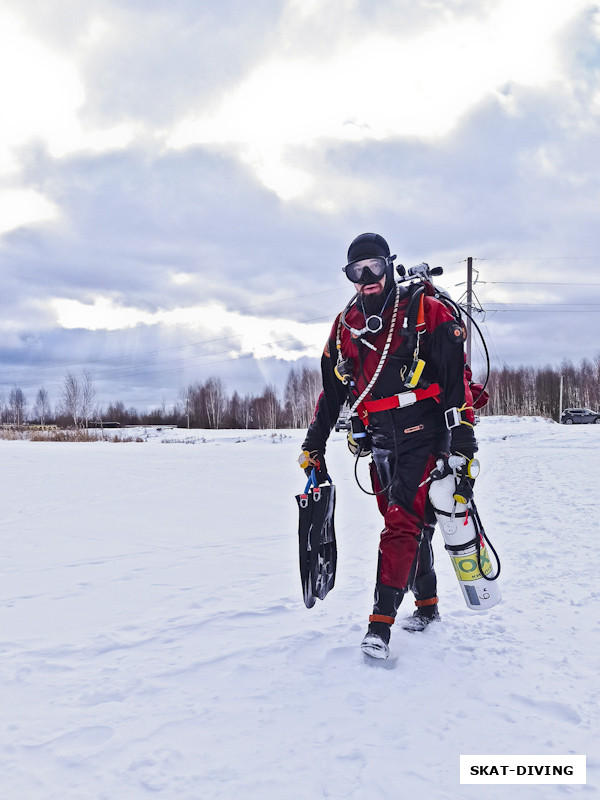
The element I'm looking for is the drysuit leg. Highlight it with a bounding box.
[364,445,435,652]
[370,448,437,591]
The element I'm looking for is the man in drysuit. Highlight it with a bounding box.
[299,233,477,659]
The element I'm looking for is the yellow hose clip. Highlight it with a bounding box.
[404,358,426,389]
[466,458,480,479]
[452,457,480,503]
[298,450,311,470]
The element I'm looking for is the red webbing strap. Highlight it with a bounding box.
[362,383,441,415]
[416,293,426,331]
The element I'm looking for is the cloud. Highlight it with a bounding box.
[2,142,348,318]
[1,0,600,411]
[0,8,140,178]
[1,0,290,131]
[167,0,591,198]
[50,295,330,361]
[0,188,59,234]
[0,316,326,411]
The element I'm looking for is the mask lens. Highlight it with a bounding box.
[344,257,387,283]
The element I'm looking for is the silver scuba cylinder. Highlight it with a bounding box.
[428,457,501,611]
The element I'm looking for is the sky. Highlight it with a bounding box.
[1,0,600,413]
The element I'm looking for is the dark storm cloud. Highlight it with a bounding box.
[4,141,344,317]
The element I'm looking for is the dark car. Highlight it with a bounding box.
[561,408,600,424]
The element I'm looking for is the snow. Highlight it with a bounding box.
[0,417,597,799]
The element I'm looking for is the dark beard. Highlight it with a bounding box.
[361,275,395,316]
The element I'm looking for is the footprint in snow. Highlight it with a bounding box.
[509,693,582,724]
[23,725,114,753]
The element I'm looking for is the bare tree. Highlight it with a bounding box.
[225,390,243,428]
[284,368,303,428]
[33,388,52,426]
[9,386,27,427]
[253,385,281,429]
[177,385,194,428]
[229,392,253,429]
[479,356,600,420]
[61,371,80,427]
[242,393,253,429]
[80,370,96,428]
[204,377,226,429]
[282,366,322,428]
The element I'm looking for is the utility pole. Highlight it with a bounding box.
[466,256,473,365]
[559,374,563,421]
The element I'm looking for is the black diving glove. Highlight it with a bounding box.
[450,424,477,462]
[298,449,329,485]
[448,423,478,502]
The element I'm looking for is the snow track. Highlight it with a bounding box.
[0,419,597,798]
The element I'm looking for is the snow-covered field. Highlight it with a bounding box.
[0,417,597,799]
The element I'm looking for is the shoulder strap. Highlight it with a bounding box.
[400,283,425,350]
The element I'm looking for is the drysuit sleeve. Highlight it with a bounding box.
[425,298,478,456]
[302,317,348,454]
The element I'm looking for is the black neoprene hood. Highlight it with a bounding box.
[346,232,391,264]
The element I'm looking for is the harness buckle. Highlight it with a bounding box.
[444,407,462,429]
[396,391,417,408]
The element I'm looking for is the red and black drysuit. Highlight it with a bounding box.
[302,287,477,620]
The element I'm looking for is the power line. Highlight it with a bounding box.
[477,256,600,261]
[4,260,600,394]
[4,296,600,393]
[0,305,336,381]
[476,281,600,286]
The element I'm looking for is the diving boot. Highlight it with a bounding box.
[400,598,440,632]
[361,582,404,659]
[361,619,393,660]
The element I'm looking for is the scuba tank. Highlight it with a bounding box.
[428,455,501,611]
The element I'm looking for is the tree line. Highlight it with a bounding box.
[480,357,600,419]
[2,358,599,430]
[0,366,323,430]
